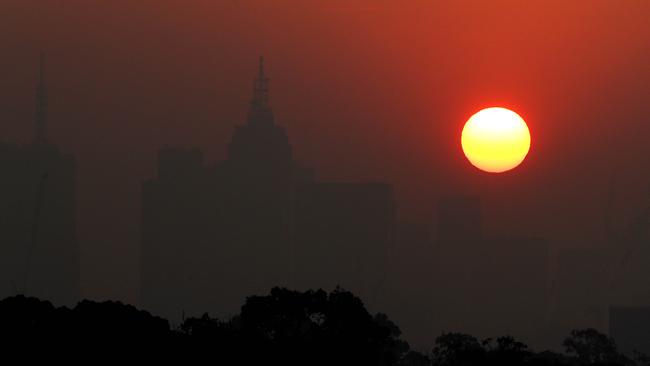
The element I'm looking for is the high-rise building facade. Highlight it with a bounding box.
[433,196,549,347]
[0,55,79,306]
[609,306,650,356]
[141,58,394,320]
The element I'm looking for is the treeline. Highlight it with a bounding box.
[0,287,647,365]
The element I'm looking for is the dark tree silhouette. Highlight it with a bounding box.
[431,332,485,366]
[484,336,532,366]
[563,328,630,365]
[399,350,432,366]
[526,350,571,366]
[235,287,409,365]
[71,299,170,339]
[0,295,65,338]
[176,287,410,364]
[633,351,650,366]
[0,293,641,365]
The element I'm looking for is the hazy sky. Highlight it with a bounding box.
[1,0,649,304]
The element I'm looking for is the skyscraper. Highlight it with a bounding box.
[141,57,394,320]
[609,306,650,356]
[0,55,79,306]
[433,196,549,347]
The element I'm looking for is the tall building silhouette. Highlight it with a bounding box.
[433,196,549,347]
[0,55,79,306]
[609,306,650,356]
[141,57,393,320]
[293,182,394,301]
[545,204,650,348]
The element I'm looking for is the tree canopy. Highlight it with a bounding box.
[0,289,646,365]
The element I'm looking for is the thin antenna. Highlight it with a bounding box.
[246,55,274,125]
[34,52,48,145]
[250,56,270,110]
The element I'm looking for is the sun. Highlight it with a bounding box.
[461,107,531,173]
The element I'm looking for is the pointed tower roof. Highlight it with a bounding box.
[228,56,292,165]
[247,56,274,126]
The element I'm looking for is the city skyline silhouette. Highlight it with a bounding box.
[1,0,650,359]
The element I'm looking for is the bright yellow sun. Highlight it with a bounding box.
[461,107,531,173]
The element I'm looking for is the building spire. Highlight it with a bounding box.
[247,56,274,126]
[34,52,48,145]
[250,56,270,111]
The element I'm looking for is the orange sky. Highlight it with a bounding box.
[1,0,650,305]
